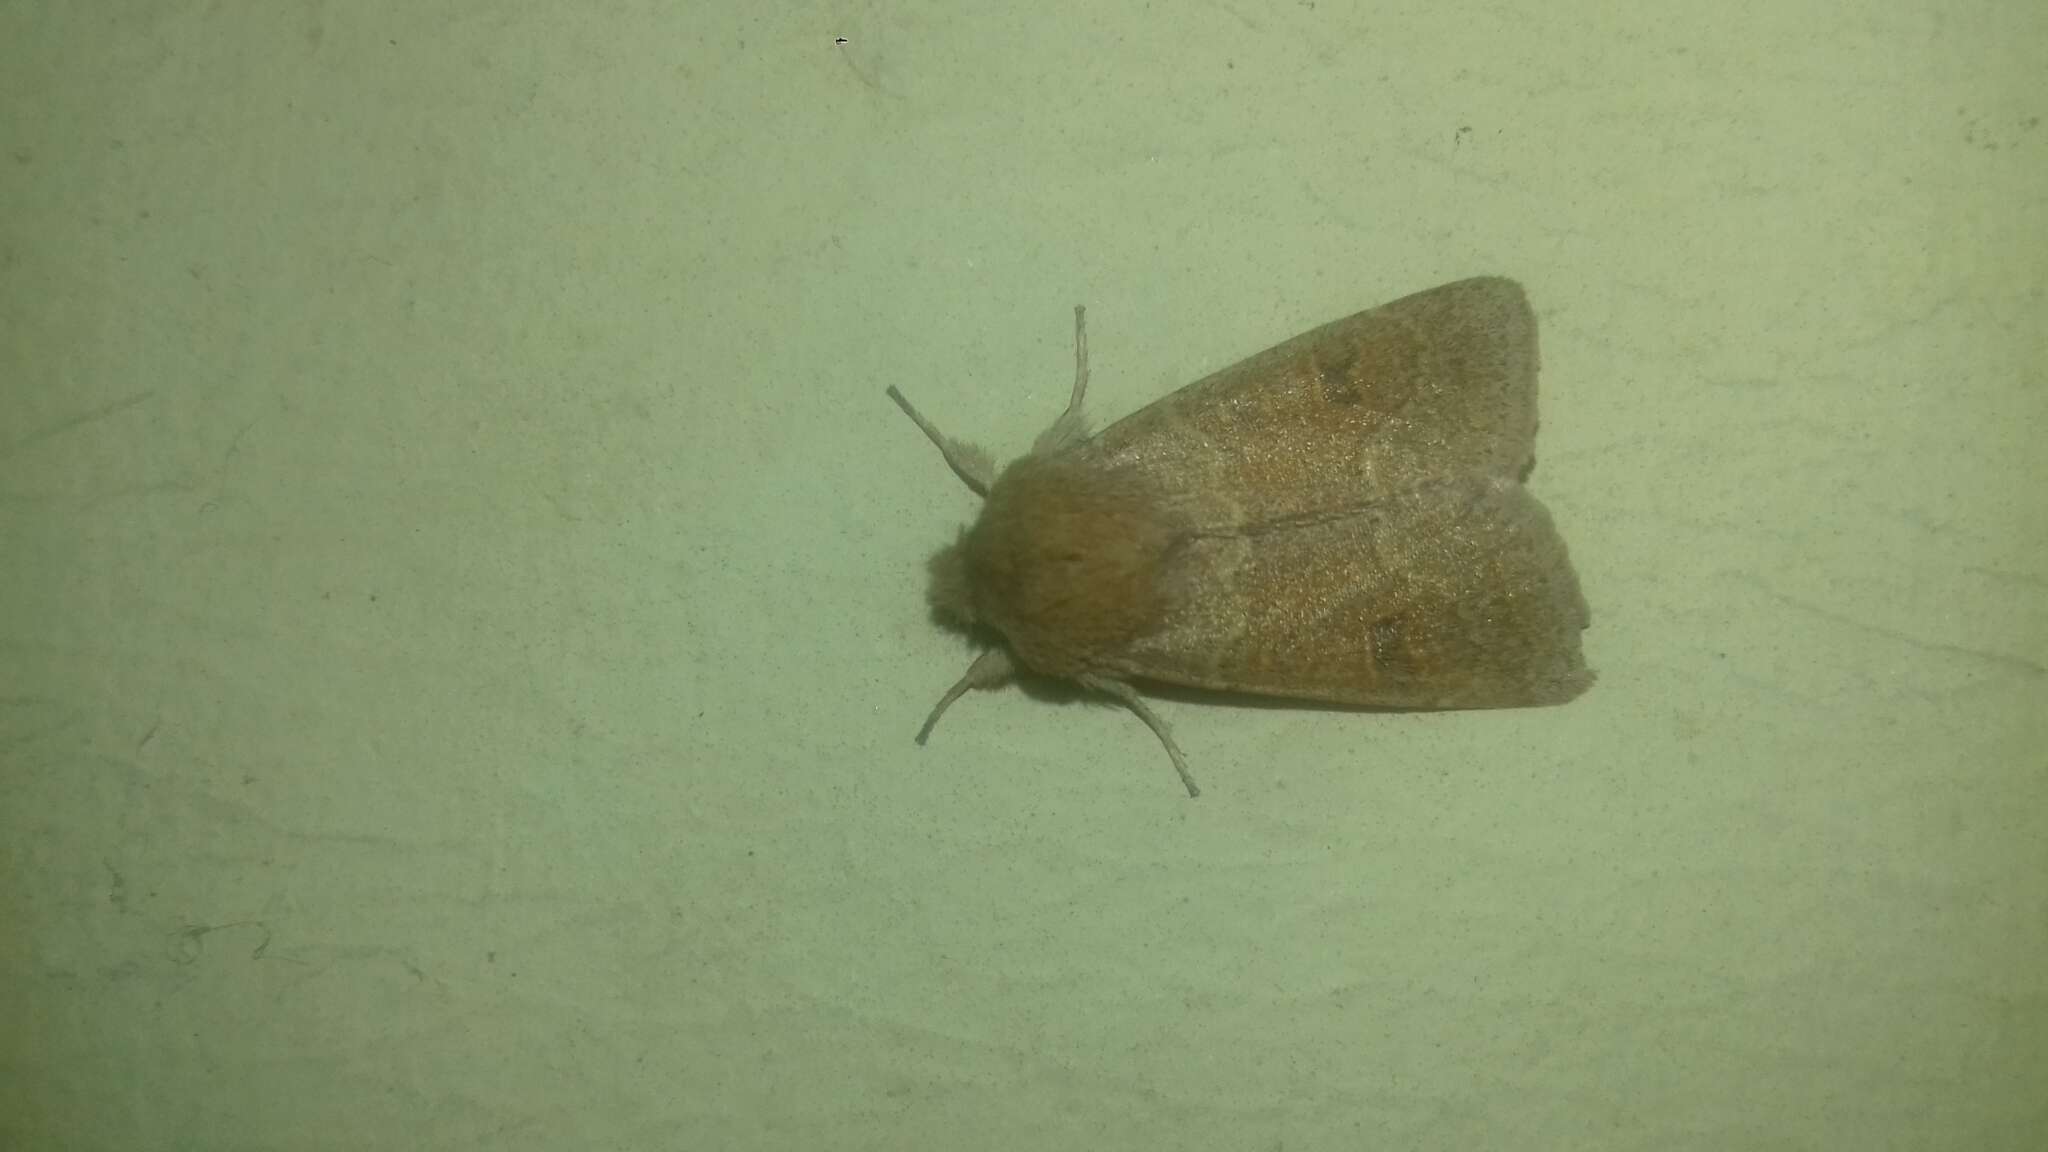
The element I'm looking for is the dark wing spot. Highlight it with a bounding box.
[1315,343,1363,405]
[1371,616,1404,662]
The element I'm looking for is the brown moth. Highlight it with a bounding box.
[887,277,1592,797]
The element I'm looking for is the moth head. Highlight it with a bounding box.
[926,527,979,626]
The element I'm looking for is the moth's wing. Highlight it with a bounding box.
[1081,277,1539,523]
[1101,478,1593,708]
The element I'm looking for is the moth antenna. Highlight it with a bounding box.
[1030,304,1091,456]
[915,648,1014,744]
[887,386,995,496]
[1081,674,1200,798]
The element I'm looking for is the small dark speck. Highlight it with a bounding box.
[486,951,496,963]
[105,862,129,911]
[835,36,848,45]
[368,593,378,602]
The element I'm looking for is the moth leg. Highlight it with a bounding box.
[1030,304,1091,457]
[886,386,996,497]
[1079,674,1200,798]
[916,647,1014,744]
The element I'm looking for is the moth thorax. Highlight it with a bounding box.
[959,456,1172,676]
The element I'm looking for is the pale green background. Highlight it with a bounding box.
[4,2,2044,1149]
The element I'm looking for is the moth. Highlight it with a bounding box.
[887,277,1592,797]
